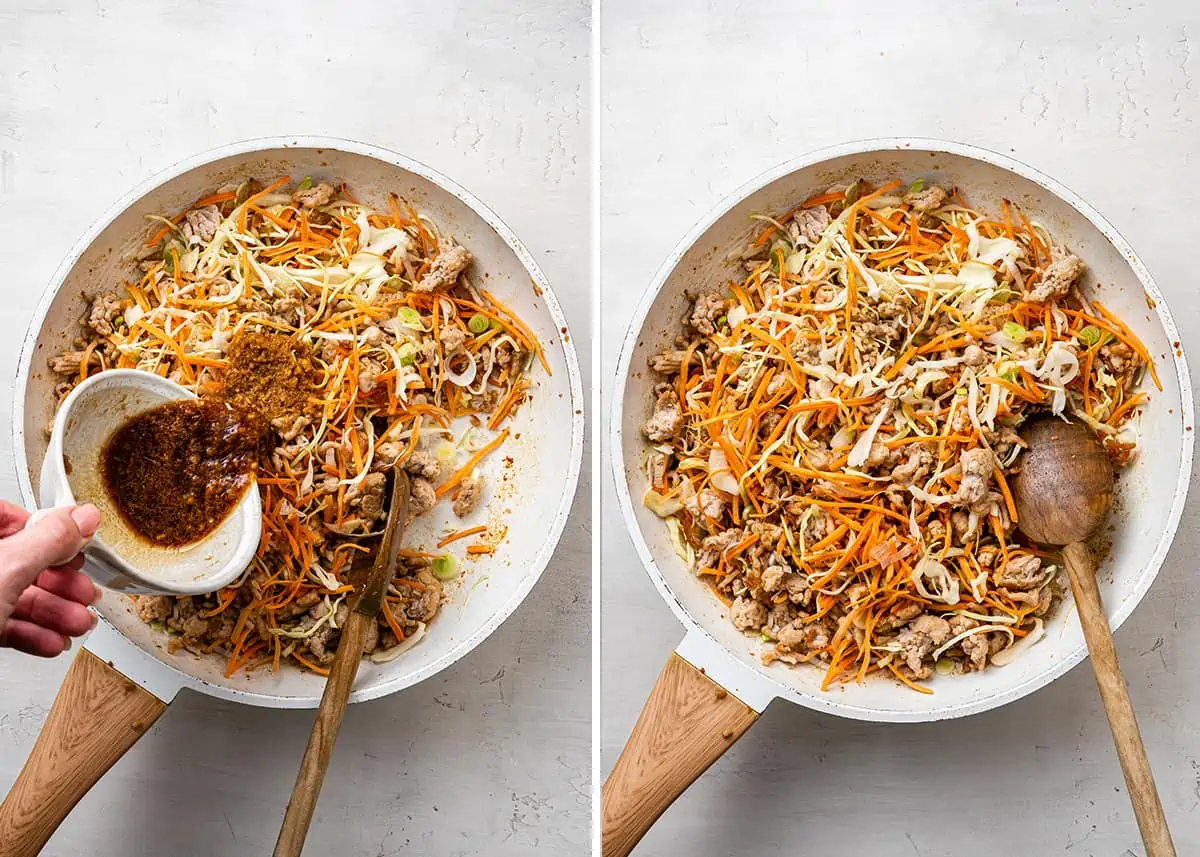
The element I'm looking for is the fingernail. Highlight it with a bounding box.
[89,583,103,606]
[88,610,99,628]
[70,504,100,539]
[61,635,72,652]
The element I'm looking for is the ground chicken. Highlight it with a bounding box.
[642,387,684,442]
[293,181,336,209]
[688,293,727,336]
[452,474,483,518]
[409,477,437,516]
[87,293,123,336]
[373,441,404,470]
[903,185,947,213]
[896,614,952,676]
[684,489,725,525]
[993,554,1043,591]
[271,414,310,442]
[132,595,171,623]
[403,450,440,479]
[49,349,99,376]
[777,620,830,652]
[891,446,933,485]
[955,448,994,505]
[357,473,387,520]
[761,564,788,592]
[793,205,831,244]
[439,323,468,354]
[950,615,988,670]
[416,240,471,292]
[1027,250,1084,303]
[357,357,384,394]
[730,596,767,631]
[1100,341,1134,375]
[404,570,442,622]
[649,350,688,374]
[962,344,987,367]
[182,204,221,245]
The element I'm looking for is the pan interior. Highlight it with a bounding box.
[617,143,1190,721]
[18,141,582,705]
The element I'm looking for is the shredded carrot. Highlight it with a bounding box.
[437,429,509,499]
[437,526,488,548]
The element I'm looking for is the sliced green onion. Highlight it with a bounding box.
[297,176,313,191]
[1077,325,1103,347]
[382,275,406,291]
[489,317,504,331]
[954,387,968,398]
[1001,367,1019,383]
[396,307,422,327]
[1003,321,1027,343]
[468,313,489,334]
[397,343,419,366]
[908,178,925,194]
[431,554,459,580]
[716,315,728,327]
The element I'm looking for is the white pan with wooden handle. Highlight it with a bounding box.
[605,139,1192,856]
[0,136,584,857]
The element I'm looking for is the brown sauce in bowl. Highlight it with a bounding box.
[101,399,263,547]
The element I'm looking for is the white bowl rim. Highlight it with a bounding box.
[611,136,1194,722]
[13,134,586,707]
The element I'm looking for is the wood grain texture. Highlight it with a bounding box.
[1062,540,1176,857]
[1013,418,1114,546]
[0,649,166,857]
[602,653,759,857]
[273,613,372,857]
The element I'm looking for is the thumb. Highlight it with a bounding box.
[0,506,99,614]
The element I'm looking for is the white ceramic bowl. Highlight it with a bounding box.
[613,138,1193,722]
[41,369,261,595]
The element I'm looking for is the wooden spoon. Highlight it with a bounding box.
[1012,418,1175,857]
[273,469,410,857]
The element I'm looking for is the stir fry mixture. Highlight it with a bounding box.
[642,179,1157,691]
[51,176,543,675]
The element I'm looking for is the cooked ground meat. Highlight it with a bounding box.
[452,474,484,518]
[642,387,684,442]
[416,240,471,292]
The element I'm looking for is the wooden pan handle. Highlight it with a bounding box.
[602,653,759,857]
[273,610,371,857]
[0,649,167,857]
[1063,540,1175,857]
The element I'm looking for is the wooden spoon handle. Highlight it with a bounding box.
[0,649,167,857]
[601,653,759,857]
[273,611,372,857]
[1062,540,1175,857]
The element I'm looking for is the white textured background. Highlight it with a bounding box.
[601,2,1200,856]
[0,2,590,855]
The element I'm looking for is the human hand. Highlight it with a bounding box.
[0,501,101,657]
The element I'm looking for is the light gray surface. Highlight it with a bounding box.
[600,2,1200,856]
[0,2,590,855]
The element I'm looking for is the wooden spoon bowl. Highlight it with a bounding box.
[1012,417,1113,545]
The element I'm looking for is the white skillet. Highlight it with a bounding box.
[0,136,584,855]
[603,139,1192,855]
